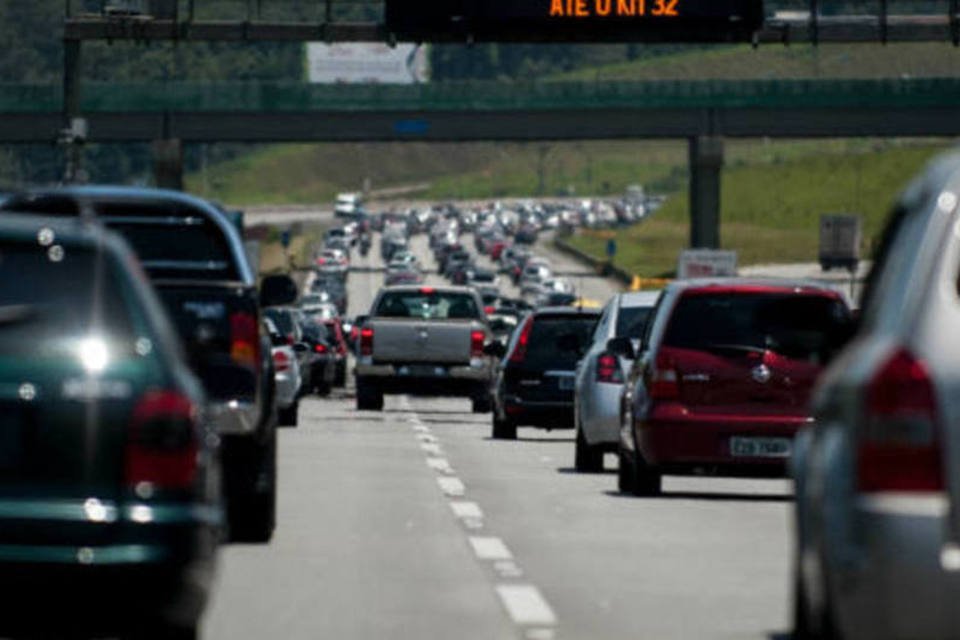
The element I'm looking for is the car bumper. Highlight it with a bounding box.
[637,403,810,474]
[826,493,960,640]
[503,396,574,429]
[274,371,299,409]
[209,398,260,436]
[579,382,623,446]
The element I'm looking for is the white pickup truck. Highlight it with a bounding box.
[355,285,495,412]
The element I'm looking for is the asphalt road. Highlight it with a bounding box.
[204,229,793,640]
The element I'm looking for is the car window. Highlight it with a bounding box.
[663,293,851,363]
[0,243,136,359]
[108,220,237,280]
[375,291,480,320]
[524,315,598,369]
[616,306,653,338]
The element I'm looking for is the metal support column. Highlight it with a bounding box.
[688,136,724,249]
[152,138,184,190]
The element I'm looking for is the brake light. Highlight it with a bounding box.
[858,348,943,493]
[509,316,534,363]
[484,305,495,315]
[648,352,679,400]
[316,258,326,265]
[273,349,291,372]
[420,287,436,295]
[124,390,198,491]
[471,330,485,358]
[360,327,374,356]
[314,343,328,354]
[230,312,260,370]
[596,353,624,384]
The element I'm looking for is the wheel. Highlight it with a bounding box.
[618,446,661,496]
[228,428,277,544]
[335,361,347,387]
[617,447,636,494]
[793,556,842,640]
[575,426,604,472]
[492,414,517,440]
[472,393,492,414]
[356,379,384,411]
[278,401,298,427]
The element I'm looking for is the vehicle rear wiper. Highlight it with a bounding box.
[0,304,37,326]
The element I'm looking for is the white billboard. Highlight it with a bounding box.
[677,250,738,280]
[306,43,428,84]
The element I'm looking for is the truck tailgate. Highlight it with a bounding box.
[372,320,478,365]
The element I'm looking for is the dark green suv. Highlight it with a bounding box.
[0,215,221,638]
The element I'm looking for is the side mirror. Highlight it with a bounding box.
[606,336,635,360]
[354,315,369,328]
[292,342,310,354]
[260,274,298,308]
[483,341,506,358]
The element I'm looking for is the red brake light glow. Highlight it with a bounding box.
[509,316,534,364]
[420,287,436,295]
[596,353,624,384]
[273,349,291,372]
[314,343,328,354]
[360,327,374,356]
[230,312,260,370]
[858,348,943,493]
[125,390,198,491]
[648,352,679,400]
[471,330,485,358]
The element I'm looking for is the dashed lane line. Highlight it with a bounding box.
[495,585,558,627]
[468,536,513,561]
[437,476,466,497]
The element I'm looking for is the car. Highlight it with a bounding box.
[618,278,853,496]
[489,306,601,440]
[572,291,660,472]
[297,315,338,394]
[792,151,960,640]
[334,192,362,218]
[315,247,349,275]
[2,186,295,544]
[515,222,539,244]
[263,307,315,414]
[385,262,424,286]
[0,215,221,637]
[321,317,351,387]
[265,317,306,425]
[324,226,356,248]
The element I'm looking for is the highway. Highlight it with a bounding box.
[204,231,793,640]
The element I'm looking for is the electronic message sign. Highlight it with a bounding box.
[386,1,764,43]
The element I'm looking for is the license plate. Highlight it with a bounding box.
[730,436,791,458]
[558,376,575,391]
[400,365,447,377]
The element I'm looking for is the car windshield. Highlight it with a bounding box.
[375,291,480,319]
[663,293,851,363]
[523,315,597,369]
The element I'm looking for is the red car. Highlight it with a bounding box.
[490,240,509,261]
[616,279,853,495]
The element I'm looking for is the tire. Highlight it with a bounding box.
[334,361,347,387]
[793,557,842,640]
[617,447,636,494]
[492,414,517,440]
[618,446,661,496]
[278,401,298,427]
[356,379,384,411]
[228,428,277,544]
[575,426,604,473]
[472,393,493,414]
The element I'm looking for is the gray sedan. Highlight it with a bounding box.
[793,150,960,640]
[573,291,660,472]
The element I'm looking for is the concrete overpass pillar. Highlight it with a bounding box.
[688,136,724,249]
[152,139,184,190]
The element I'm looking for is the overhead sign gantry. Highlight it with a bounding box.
[385,0,764,43]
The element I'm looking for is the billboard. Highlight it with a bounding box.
[306,43,428,84]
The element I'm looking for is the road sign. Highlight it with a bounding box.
[385,0,763,43]
[677,249,737,279]
[606,238,617,258]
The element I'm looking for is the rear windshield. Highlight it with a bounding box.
[108,221,237,280]
[375,291,480,320]
[524,315,598,369]
[264,309,295,336]
[663,293,850,363]
[616,306,653,338]
[0,243,135,358]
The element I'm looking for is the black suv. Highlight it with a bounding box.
[1,186,297,543]
[489,307,600,440]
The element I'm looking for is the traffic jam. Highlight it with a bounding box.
[0,153,958,640]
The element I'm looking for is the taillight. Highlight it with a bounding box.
[230,312,260,370]
[509,317,534,363]
[471,330,485,358]
[858,348,943,493]
[360,327,374,356]
[125,390,199,491]
[315,343,328,354]
[273,350,291,372]
[596,353,624,384]
[420,287,436,295]
[484,305,495,315]
[647,352,679,400]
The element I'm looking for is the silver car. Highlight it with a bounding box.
[573,291,660,472]
[793,150,960,640]
[265,318,303,428]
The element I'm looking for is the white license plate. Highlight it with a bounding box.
[558,376,575,391]
[400,365,447,377]
[730,437,792,458]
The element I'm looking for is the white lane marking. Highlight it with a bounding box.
[412,424,430,433]
[421,442,442,455]
[418,433,438,443]
[494,560,524,578]
[450,501,483,520]
[468,536,513,561]
[495,585,558,626]
[463,517,484,530]
[437,476,466,497]
[426,457,454,474]
[525,629,556,640]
